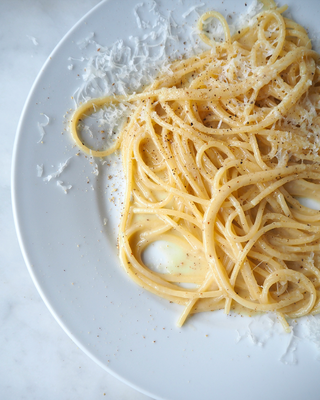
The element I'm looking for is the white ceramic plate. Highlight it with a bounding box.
[12,1,320,399]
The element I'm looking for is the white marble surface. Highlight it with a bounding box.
[1,1,151,399]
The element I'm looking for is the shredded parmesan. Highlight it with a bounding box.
[236,0,264,30]
[89,156,99,176]
[280,331,298,365]
[26,35,38,45]
[36,164,43,177]
[182,3,205,19]
[304,316,320,360]
[37,113,50,143]
[56,180,72,194]
[77,32,94,49]
[43,157,72,182]
[71,0,191,106]
[134,3,150,29]
[235,314,277,346]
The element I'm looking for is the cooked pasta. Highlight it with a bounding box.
[71,0,320,330]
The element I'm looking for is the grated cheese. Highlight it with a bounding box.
[43,157,72,182]
[134,3,150,29]
[36,164,43,177]
[304,316,320,360]
[37,113,50,144]
[280,331,298,365]
[236,0,264,29]
[56,180,72,194]
[26,35,38,46]
[72,0,191,106]
[182,3,205,19]
[76,32,94,49]
[235,313,277,347]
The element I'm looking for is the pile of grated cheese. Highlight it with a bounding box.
[72,0,265,104]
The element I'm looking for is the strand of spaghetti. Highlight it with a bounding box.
[132,188,173,209]
[250,173,306,206]
[156,214,203,251]
[171,132,210,202]
[177,272,218,327]
[159,129,208,221]
[225,199,267,243]
[255,238,313,262]
[132,147,210,205]
[144,102,209,216]
[261,269,316,317]
[131,207,202,229]
[71,102,140,157]
[197,11,231,46]
[276,312,291,333]
[119,126,137,233]
[268,232,320,246]
[266,241,320,254]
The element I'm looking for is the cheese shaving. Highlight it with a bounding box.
[304,316,320,360]
[26,35,38,46]
[43,157,72,182]
[36,164,43,178]
[280,331,298,365]
[56,180,72,194]
[77,32,94,49]
[37,113,50,143]
[182,3,205,19]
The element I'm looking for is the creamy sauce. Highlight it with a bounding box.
[142,240,206,277]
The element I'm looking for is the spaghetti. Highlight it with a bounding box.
[71,0,320,330]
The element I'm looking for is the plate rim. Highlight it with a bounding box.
[10,0,159,398]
